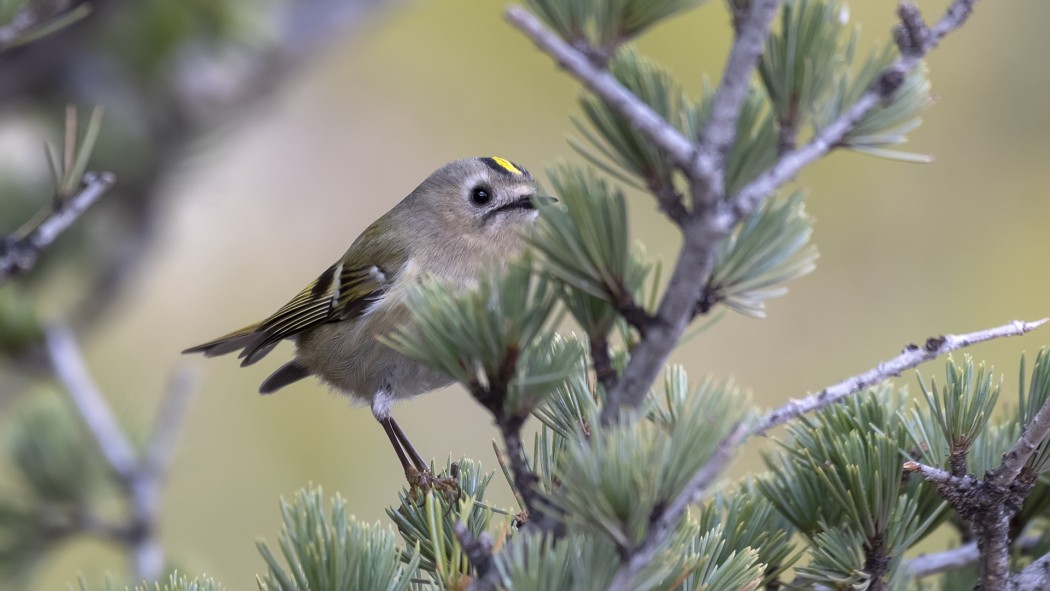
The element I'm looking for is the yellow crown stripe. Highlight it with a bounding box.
[489,156,523,176]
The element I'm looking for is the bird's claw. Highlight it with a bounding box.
[406,466,461,506]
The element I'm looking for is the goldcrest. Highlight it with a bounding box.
[184,157,539,481]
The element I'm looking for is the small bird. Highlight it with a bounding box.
[184,157,540,486]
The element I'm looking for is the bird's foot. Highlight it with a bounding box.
[406,465,461,506]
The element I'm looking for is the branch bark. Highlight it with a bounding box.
[46,325,196,582]
[754,319,1047,435]
[0,171,115,287]
[505,6,700,177]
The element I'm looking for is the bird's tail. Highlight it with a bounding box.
[182,323,262,358]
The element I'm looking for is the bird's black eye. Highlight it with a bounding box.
[470,185,492,206]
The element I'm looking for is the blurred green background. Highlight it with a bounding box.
[3,0,1048,588]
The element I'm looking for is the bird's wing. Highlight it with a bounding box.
[183,225,408,365]
[236,259,397,365]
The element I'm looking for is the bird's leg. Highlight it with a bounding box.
[372,391,459,501]
[379,415,419,475]
[385,415,429,473]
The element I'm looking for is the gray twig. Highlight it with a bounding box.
[992,387,1050,485]
[908,541,980,579]
[144,367,199,478]
[907,536,1040,579]
[454,521,494,584]
[1010,552,1050,590]
[504,6,700,177]
[691,0,781,209]
[45,324,196,582]
[0,171,116,287]
[755,319,1047,435]
[731,0,981,215]
[46,324,138,480]
[903,460,978,490]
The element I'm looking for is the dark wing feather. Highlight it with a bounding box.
[182,323,261,356]
[183,222,407,364]
[238,263,392,365]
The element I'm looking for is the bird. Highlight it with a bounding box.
[183,156,540,487]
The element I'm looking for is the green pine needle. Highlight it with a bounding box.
[495,531,621,591]
[706,190,818,317]
[573,48,683,188]
[759,0,848,139]
[385,458,496,583]
[530,164,651,335]
[524,0,705,50]
[816,43,933,162]
[914,355,1001,465]
[793,527,869,588]
[385,258,566,418]
[533,345,598,439]
[1019,349,1050,474]
[684,81,779,196]
[554,368,747,548]
[256,485,419,591]
[128,571,225,591]
[695,481,800,585]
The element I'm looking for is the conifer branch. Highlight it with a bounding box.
[1011,552,1050,590]
[0,171,115,287]
[906,536,1041,579]
[45,325,195,582]
[903,460,978,490]
[511,0,984,427]
[46,325,139,480]
[992,387,1050,486]
[904,376,1050,591]
[691,0,780,207]
[904,456,1022,588]
[0,1,92,52]
[732,0,981,214]
[144,368,198,480]
[602,229,717,423]
[454,521,494,583]
[906,541,980,579]
[605,420,749,591]
[755,318,1047,435]
[504,6,700,177]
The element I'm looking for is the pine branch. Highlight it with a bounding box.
[904,461,1019,589]
[732,0,981,214]
[45,325,195,583]
[600,230,716,423]
[992,386,1050,485]
[906,536,1041,579]
[0,171,115,287]
[515,0,984,426]
[907,541,979,580]
[1010,552,1050,590]
[0,1,91,52]
[505,6,700,179]
[903,460,978,490]
[691,0,780,208]
[604,420,749,591]
[144,368,198,481]
[755,318,1048,435]
[46,325,138,480]
[454,521,494,583]
[904,373,1050,591]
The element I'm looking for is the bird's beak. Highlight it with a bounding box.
[529,194,558,207]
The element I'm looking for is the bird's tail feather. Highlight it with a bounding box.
[182,323,261,357]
